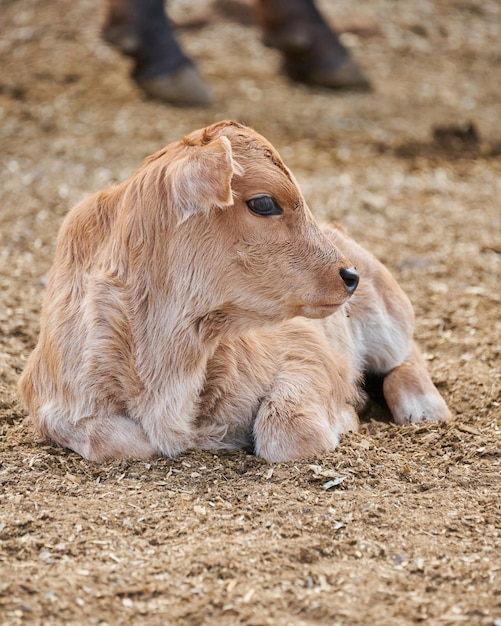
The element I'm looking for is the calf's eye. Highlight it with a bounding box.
[246,194,283,217]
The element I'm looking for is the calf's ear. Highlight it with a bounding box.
[168,136,241,222]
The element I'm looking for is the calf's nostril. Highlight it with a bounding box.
[339,267,359,295]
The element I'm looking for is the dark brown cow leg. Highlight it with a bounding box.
[103,0,212,106]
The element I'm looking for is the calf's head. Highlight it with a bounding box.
[124,121,357,329]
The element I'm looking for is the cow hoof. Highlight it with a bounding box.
[136,65,213,107]
[285,56,371,91]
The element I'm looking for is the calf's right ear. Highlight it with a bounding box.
[168,136,242,222]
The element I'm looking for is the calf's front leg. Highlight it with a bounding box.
[382,342,452,424]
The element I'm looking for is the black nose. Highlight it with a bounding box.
[340,266,359,296]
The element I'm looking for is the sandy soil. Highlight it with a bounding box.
[1,0,500,624]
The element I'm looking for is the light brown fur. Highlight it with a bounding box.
[18,121,451,462]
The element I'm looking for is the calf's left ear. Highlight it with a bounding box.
[169,136,241,222]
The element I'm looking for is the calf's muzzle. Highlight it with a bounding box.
[339,266,359,296]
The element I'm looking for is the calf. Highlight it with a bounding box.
[18,121,451,462]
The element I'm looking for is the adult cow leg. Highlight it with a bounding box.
[103,0,212,105]
[255,0,370,90]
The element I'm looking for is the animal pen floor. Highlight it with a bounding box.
[1,0,500,624]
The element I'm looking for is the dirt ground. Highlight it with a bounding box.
[1,0,500,624]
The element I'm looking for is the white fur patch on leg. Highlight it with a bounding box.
[390,390,452,424]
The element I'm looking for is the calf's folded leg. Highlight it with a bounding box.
[37,411,159,462]
[382,342,452,424]
[252,349,359,462]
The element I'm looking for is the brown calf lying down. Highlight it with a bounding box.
[19,121,451,462]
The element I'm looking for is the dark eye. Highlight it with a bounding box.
[246,194,283,217]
